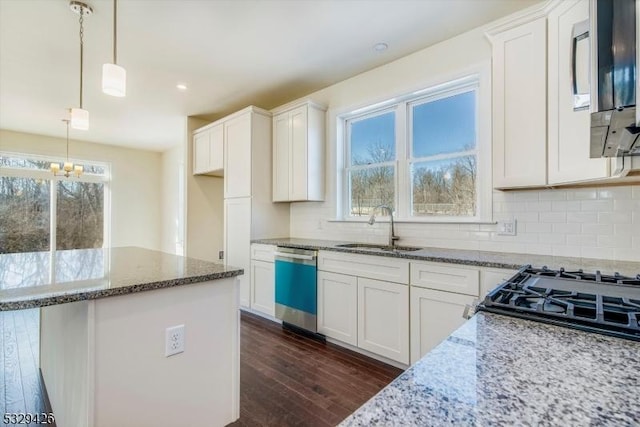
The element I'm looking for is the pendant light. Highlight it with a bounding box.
[50,119,84,178]
[102,0,126,97]
[69,1,92,130]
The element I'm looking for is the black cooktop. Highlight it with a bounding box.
[477,266,640,341]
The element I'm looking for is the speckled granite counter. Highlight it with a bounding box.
[340,312,640,426]
[0,246,243,311]
[252,238,640,276]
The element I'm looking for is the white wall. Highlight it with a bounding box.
[160,144,185,255]
[287,24,640,263]
[0,129,162,250]
[184,117,225,262]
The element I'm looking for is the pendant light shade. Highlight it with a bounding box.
[102,63,126,97]
[70,107,89,130]
[102,0,126,97]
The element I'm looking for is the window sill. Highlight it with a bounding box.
[328,218,497,225]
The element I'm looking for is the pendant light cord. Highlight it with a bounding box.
[113,0,117,64]
[79,10,84,109]
[65,120,70,161]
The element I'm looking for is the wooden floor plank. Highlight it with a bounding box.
[15,310,46,416]
[0,312,5,416]
[4,312,26,414]
[228,311,403,426]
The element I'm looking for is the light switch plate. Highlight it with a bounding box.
[497,219,517,236]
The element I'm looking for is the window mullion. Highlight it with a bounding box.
[395,102,408,219]
[50,179,57,253]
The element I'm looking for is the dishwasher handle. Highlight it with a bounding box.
[274,251,316,261]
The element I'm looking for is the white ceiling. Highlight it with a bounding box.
[0,0,541,152]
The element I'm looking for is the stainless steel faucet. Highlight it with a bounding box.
[368,204,399,248]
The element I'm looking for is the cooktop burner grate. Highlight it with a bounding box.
[477,265,640,341]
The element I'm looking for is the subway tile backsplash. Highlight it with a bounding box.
[289,185,640,262]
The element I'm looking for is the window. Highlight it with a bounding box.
[346,110,396,216]
[341,74,489,222]
[410,90,477,217]
[0,154,110,254]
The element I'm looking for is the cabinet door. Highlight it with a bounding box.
[357,277,409,364]
[548,0,609,184]
[224,197,251,307]
[250,260,275,317]
[193,131,210,175]
[272,112,290,202]
[491,18,547,188]
[209,124,224,173]
[289,105,308,201]
[224,113,252,198]
[410,287,476,364]
[317,271,357,346]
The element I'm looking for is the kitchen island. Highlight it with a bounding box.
[339,311,640,426]
[0,247,243,427]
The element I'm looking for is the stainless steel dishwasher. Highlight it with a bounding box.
[274,246,318,333]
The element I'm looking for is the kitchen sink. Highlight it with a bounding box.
[336,243,422,252]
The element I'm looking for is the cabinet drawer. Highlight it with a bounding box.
[410,262,479,296]
[318,251,409,284]
[250,244,276,262]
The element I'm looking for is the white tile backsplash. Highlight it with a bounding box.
[289,184,640,262]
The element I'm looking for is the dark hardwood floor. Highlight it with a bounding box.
[229,312,403,427]
[3,309,400,427]
[1,309,53,424]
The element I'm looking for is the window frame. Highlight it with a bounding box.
[337,70,492,223]
[0,151,112,252]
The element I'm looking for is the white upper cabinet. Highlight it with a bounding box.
[487,1,630,189]
[547,0,609,184]
[489,17,548,189]
[193,123,224,176]
[271,100,326,202]
[224,112,253,199]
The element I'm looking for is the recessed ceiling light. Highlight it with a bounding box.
[373,42,388,52]
[176,83,188,90]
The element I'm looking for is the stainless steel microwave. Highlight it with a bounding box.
[589,0,640,158]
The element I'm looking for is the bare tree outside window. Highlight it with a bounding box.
[56,181,104,250]
[347,110,396,217]
[0,176,50,253]
[412,155,476,216]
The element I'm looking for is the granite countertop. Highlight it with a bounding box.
[0,247,243,311]
[340,312,640,426]
[252,237,640,276]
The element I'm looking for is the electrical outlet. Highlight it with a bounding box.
[497,219,517,236]
[165,325,185,357]
[218,250,224,260]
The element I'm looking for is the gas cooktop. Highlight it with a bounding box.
[477,266,640,341]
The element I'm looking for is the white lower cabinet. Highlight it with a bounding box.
[317,271,358,346]
[250,260,275,317]
[224,198,251,308]
[480,268,518,298]
[358,277,409,365]
[410,287,477,364]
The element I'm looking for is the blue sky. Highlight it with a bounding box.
[349,91,475,164]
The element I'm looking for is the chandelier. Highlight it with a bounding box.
[50,119,83,178]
